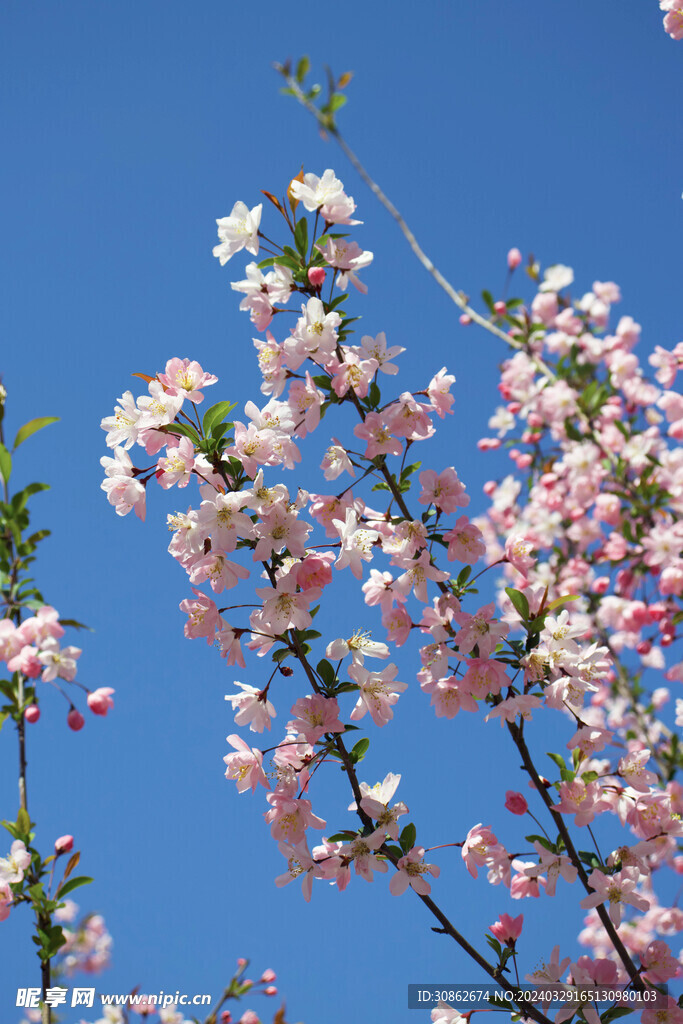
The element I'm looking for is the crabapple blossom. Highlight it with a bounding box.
[389,846,439,896]
[213,201,263,264]
[490,912,523,945]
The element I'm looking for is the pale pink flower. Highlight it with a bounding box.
[353,412,403,459]
[443,516,486,564]
[427,367,456,418]
[348,662,407,726]
[389,846,439,896]
[157,358,218,403]
[288,694,344,744]
[461,824,500,879]
[580,868,650,926]
[0,882,12,922]
[333,509,380,579]
[223,735,269,793]
[225,683,276,733]
[453,603,509,658]
[0,840,31,884]
[38,640,81,682]
[353,332,404,374]
[180,588,221,642]
[418,468,469,513]
[265,792,326,844]
[213,201,262,264]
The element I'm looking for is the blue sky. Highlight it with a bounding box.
[0,2,681,1022]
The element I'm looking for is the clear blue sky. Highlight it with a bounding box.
[1,2,681,1022]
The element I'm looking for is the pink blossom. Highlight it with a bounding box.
[87,687,115,716]
[443,516,486,564]
[353,412,403,459]
[389,846,439,896]
[418,468,469,513]
[580,868,650,926]
[348,662,407,726]
[0,840,31,884]
[490,912,523,945]
[223,735,269,793]
[453,603,509,659]
[225,683,276,733]
[157,358,218,403]
[0,882,12,922]
[180,588,221,642]
[288,694,344,743]
[427,367,456,418]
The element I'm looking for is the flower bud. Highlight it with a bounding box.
[459,314,472,326]
[504,791,528,815]
[24,704,40,724]
[67,708,85,731]
[307,266,326,288]
[507,247,522,270]
[494,301,507,316]
[55,835,74,854]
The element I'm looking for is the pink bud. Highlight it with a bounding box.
[55,835,74,854]
[592,577,610,595]
[87,687,115,716]
[67,708,85,731]
[504,791,528,815]
[236,958,248,968]
[239,1012,260,1024]
[459,314,472,326]
[507,247,522,270]
[221,1014,232,1024]
[483,481,497,496]
[507,402,521,415]
[307,266,326,288]
[649,602,668,622]
[515,454,533,469]
[490,912,524,945]
[259,969,276,984]
[264,986,278,996]
[24,704,40,724]
[661,633,675,647]
[494,301,507,316]
[527,412,544,429]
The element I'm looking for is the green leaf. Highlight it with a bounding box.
[13,417,59,450]
[295,55,310,83]
[505,587,530,622]
[294,217,308,259]
[202,401,237,437]
[564,419,583,442]
[546,594,580,612]
[316,659,336,688]
[328,93,347,113]
[0,443,11,485]
[59,618,93,632]
[16,807,31,835]
[158,422,200,443]
[546,752,566,771]
[0,711,8,733]
[350,737,370,764]
[56,875,93,899]
[399,822,416,853]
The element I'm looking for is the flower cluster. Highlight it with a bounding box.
[102,170,683,1020]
